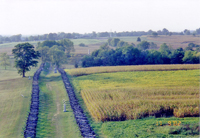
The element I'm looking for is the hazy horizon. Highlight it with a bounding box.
[0,0,200,35]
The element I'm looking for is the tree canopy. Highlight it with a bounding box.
[12,43,40,77]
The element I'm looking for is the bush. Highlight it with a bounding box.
[79,43,87,47]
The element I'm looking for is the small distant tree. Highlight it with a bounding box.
[79,43,87,47]
[0,53,10,70]
[110,38,120,47]
[137,37,141,42]
[12,43,40,77]
[137,41,150,50]
[152,32,158,37]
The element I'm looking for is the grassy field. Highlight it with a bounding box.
[0,63,39,137]
[66,65,199,137]
[36,64,81,138]
[0,41,39,55]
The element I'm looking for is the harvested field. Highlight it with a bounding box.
[146,35,200,49]
[68,67,199,122]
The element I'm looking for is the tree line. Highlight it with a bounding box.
[1,28,200,44]
[82,39,200,67]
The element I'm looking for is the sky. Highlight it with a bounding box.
[0,0,199,35]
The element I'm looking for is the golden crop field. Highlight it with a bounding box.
[67,65,199,122]
[66,64,199,76]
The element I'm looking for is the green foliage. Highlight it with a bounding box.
[108,38,120,47]
[170,48,184,64]
[48,45,67,67]
[36,46,50,62]
[182,51,199,63]
[12,43,40,77]
[38,39,75,56]
[149,42,157,49]
[137,37,141,42]
[58,39,75,56]
[159,43,171,56]
[137,41,150,50]
[117,41,128,47]
[79,43,87,47]
[152,32,158,37]
[0,53,10,69]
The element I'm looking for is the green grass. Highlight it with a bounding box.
[36,69,81,138]
[70,38,106,45]
[0,64,39,138]
[0,41,38,49]
[100,117,199,138]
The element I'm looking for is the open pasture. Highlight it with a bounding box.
[67,66,199,122]
[0,41,39,55]
[0,65,38,137]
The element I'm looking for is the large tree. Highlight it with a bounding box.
[12,43,40,77]
[0,53,10,69]
[48,45,67,67]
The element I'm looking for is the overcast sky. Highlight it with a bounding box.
[0,0,199,35]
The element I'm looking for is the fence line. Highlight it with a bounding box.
[24,63,44,138]
[58,68,96,138]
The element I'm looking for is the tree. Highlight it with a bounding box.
[196,28,200,35]
[182,51,199,63]
[12,43,40,77]
[152,32,158,37]
[170,48,184,64]
[162,28,169,35]
[137,41,150,50]
[58,39,75,56]
[117,41,128,47]
[0,53,10,70]
[48,45,67,67]
[137,37,141,42]
[110,38,120,47]
[159,43,171,56]
[36,46,50,62]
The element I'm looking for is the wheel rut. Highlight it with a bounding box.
[58,68,96,138]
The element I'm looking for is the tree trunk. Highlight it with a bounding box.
[23,70,25,77]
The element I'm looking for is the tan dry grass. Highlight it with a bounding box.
[66,64,200,76]
[147,35,200,49]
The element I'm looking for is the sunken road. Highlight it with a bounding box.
[24,63,44,138]
[58,68,96,138]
